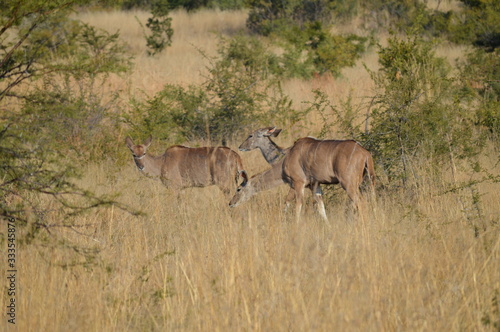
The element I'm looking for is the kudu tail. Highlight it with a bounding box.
[364,154,376,191]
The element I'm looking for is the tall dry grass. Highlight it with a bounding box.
[75,9,249,94]
[16,152,500,331]
[7,8,499,332]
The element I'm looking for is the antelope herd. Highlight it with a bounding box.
[126,127,376,222]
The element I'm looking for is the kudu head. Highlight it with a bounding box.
[125,135,152,171]
[238,127,282,151]
[229,180,253,207]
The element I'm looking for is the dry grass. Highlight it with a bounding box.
[76,9,248,94]
[16,153,500,331]
[7,8,500,332]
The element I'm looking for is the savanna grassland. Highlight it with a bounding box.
[6,8,500,332]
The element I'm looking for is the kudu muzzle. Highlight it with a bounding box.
[133,154,146,171]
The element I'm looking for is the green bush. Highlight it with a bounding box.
[0,1,133,238]
[201,37,295,143]
[124,84,208,143]
[447,0,500,50]
[246,0,369,78]
[121,0,245,10]
[366,33,483,185]
[457,48,500,140]
[142,0,174,56]
[19,18,132,160]
[279,21,369,78]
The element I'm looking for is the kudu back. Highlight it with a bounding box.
[126,136,248,197]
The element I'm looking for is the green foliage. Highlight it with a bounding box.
[167,0,209,11]
[120,0,152,9]
[361,0,426,30]
[448,0,500,50]
[366,33,483,185]
[303,21,368,76]
[0,121,124,230]
[209,0,246,10]
[201,36,308,142]
[246,0,359,35]
[217,35,281,79]
[301,89,367,144]
[120,0,244,10]
[18,16,131,159]
[124,84,208,143]
[0,1,133,236]
[290,24,370,78]
[246,1,369,78]
[457,48,500,140]
[143,0,174,56]
[357,0,493,49]
[246,0,291,36]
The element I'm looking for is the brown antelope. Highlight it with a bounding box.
[230,137,375,222]
[126,136,248,198]
[238,127,324,209]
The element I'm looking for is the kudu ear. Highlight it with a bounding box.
[144,135,153,148]
[270,128,282,137]
[239,170,249,187]
[125,136,134,150]
[264,127,282,137]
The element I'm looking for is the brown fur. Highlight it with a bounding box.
[238,127,300,208]
[126,136,248,198]
[283,137,375,221]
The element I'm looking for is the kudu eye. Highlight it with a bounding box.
[132,153,146,159]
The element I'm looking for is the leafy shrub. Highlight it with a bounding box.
[247,0,360,35]
[20,19,131,160]
[278,21,369,78]
[124,84,208,143]
[121,0,244,10]
[0,1,133,239]
[447,0,500,50]
[143,0,174,56]
[246,0,369,78]
[246,0,292,36]
[365,33,483,185]
[457,48,500,140]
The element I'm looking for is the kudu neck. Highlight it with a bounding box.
[259,139,285,164]
[250,162,284,193]
[140,153,163,177]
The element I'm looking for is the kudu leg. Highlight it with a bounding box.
[283,188,295,213]
[344,183,365,221]
[311,184,328,222]
[294,183,306,223]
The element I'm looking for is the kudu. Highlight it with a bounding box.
[230,137,375,222]
[238,127,324,210]
[126,136,248,197]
